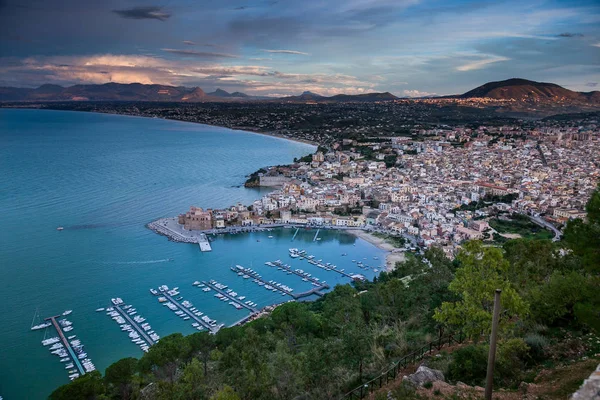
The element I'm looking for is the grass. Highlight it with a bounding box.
[489,216,554,240]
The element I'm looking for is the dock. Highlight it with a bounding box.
[201,281,259,313]
[160,291,219,333]
[231,265,327,300]
[313,229,320,241]
[113,304,156,346]
[198,233,212,252]
[46,316,85,376]
[293,250,358,280]
[291,227,300,241]
[270,260,330,290]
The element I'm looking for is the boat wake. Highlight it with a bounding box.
[99,259,173,265]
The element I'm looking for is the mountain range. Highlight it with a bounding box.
[0,78,598,104]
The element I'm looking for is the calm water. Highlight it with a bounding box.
[0,109,385,399]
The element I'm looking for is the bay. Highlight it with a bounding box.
[0,109,385,399]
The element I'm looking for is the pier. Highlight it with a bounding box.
[113,305,155,346]
[201,281,258,313]
[270,260,330,290]
[232,266,327,300]
[313,229,320,241]
[198,233,212,252]
[46,316,85,376]
[291,227,300,241]
[293,250,358,280]
[160,291,219,333]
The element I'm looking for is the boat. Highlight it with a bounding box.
[56,226,64,231]
[95,308,105,312]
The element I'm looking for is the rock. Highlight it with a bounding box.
[405,366,445,387]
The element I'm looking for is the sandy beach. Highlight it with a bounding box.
[347,230,406,271]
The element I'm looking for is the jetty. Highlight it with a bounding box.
[198,233,212,252]
[291,227,300,241]
[113,304,156,346]
[159,290,219,333]
[292,249,361,280]
[46,316,85,376]
[232,265,327,299]
[201,281,258,313]
[270,260,330,290]
[313,229,320,242]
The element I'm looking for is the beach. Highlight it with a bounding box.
[347,230,406,271]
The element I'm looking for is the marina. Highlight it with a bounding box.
[153,286,221,333]
[196,280,259,313]
[41,312,96,381]
[106,298,159,352]
[288,248,366,281]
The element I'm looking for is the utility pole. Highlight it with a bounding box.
[485,289,502,400]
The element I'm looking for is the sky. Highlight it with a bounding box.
[0,0,599,97]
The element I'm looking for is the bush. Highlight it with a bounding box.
[423,381,433,389]
[496,338,530,387]
[524,333,548,363]
[447,345,488,386]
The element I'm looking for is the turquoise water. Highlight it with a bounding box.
[0,109,385,399]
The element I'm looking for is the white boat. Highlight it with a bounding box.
[62,310,73,316]
[56,226,64,231]
[95,308,105,312]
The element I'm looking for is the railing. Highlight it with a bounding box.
[340,332,465,399]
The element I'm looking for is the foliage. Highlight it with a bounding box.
[446,345,488,386]
[49,371,105,400]
[434,241,528,338]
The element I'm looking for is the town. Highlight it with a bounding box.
[170,117,599,257]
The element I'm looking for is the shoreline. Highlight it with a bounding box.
[0,105,320,147]
[347,229,406,272]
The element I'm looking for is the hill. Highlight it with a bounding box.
[281,91,397,102]
[459,78,600,103]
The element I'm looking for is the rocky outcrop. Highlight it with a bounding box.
[404,366,445,387]
[572,363,600,400]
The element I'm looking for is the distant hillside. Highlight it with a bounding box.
[459,78,600,103]
[0,83,255,102]
[281,91,398,102]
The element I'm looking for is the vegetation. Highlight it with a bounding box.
[50,185,600,400]
[372,232,406,248]
[490,214,553,240]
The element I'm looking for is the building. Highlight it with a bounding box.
[179,207,213,231]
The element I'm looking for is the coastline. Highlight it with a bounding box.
[347,229,406,272]
[0,105,320,147]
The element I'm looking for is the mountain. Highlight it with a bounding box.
[207,88,249,98]
[281,91,397,102]
[0,83,255,102]
[459,78,600,103]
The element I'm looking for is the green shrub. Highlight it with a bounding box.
[423,381,433,389]
[434,389,442,396]
[524,333,548,363]
[496,338,530,387]
[447,345,488,386]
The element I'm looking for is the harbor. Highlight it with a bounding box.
[105,298,159,352]
[38,311,95,381]
[152,285,222,333]
[288,248,367,281]
[196,280,259,313]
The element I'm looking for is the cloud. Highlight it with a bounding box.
[585,82,598,87]
[593,43,600,47]
[162,49,239,58]
[557,32,584,38]
[403,89,436,98]
[112,6,171,21]
[262,49,310,55]
[182,40,196,45]
[234,6,247,10]
[456,55,510,71]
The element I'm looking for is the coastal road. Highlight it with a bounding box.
[529,215,562,242]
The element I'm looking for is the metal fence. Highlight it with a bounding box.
[340,332,465,399]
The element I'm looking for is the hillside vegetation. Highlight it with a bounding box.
[50,185,600,400]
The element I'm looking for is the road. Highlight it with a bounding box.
[529,215,562,242]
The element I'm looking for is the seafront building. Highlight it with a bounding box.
[175,122,599,256]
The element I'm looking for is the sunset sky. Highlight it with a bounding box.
[1,0,599,96]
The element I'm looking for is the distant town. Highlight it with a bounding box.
[163,115,598,257]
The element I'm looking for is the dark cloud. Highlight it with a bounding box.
[234,6,246,10]
[586,82,598,87]
[112,6,170,21]
[162,48,239,58]
[557,32,584,38]
[182,40,195,45]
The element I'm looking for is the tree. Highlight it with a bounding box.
[564,184,600,273]
[433,241,528,338]
[210,386,240,400]
[104,357,138,399]
[49,371,105,400]
[138,333,192,382]
[188,332,215,376]
[173,359,206,400]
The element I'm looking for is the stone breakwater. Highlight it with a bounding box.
[147,218,198,243]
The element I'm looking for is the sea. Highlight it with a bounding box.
[0,109,386,399]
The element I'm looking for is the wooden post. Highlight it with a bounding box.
[485,289,502,400]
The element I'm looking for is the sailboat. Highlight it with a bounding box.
[30,308,51,331]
